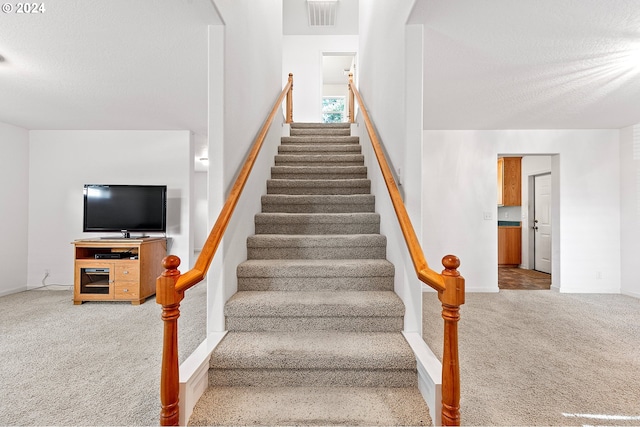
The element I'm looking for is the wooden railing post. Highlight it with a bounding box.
[438,255,465,426]
[157,255,184,426]
[286,73,293,123]
[348,72,355,123]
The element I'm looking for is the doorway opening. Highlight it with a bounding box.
[497,154,556,290]
[321,52,355,122]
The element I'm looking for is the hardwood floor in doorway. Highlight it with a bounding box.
[498,267,551,290]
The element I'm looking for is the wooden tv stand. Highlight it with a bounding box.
[73,237,167,305]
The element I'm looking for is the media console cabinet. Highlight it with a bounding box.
[72,237,167,305]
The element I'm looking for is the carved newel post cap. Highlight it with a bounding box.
[442,254,460,275]
[162,255,181,272]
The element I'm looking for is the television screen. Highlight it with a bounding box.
[83,184,167,234]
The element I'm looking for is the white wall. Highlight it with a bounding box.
[323,84,349,99]
[27,130,192,288]
[358,0,415,177]
[207,0,284,332]
[283,35,358,122]
[423,129,621,293]
[0,121,29,296]
[620,125,640,298]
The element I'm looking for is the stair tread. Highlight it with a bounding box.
[237,259,394,277]
[247,233,386,247]
[225,291,404,318]
[211,331,415,370]
[282,136,359,144]
[189,386,431,427]
[278,144,361,151]
[268,178,370,186]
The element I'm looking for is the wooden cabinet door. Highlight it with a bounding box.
[75,260,114,302]
[501,157,521,206]
[498,227,522,266]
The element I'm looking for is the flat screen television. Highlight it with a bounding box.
[83,184,167,238]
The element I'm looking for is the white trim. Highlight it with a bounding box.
[559,285,621,293]
[178,331,227,426]
[403,332,442,427]
[622,290,640,299]
[0,286,27,297]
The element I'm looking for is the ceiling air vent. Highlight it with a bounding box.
[307,0,338,27]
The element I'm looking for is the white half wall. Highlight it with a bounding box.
[0,121,29,296]
[283,35,358,123]
[423,129,621,293]
[27,130,192,288]
[193,171,208,252]
[620,125,640,298]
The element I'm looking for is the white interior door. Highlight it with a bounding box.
[534,173,552,273]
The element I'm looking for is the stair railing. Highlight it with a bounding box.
[348,73,465,426]
[156,74,294,426]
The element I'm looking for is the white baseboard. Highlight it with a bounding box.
[179,331,227,426]
[403,332,442,427]
[0,285,27,297]
[558,285,621,293]
[622,289,640,299]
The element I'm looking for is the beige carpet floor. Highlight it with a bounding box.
[423,290,640,426]
[0,284,205,426]
[1,286,638,426]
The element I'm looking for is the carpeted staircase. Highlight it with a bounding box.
[189,123,431,426]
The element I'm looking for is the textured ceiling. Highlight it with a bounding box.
[410,0,640,129]
[1,0,639,135]
[0,0,220,135]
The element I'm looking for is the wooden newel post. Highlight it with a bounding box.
[286,73,293,123]
[438,254,465,426]
[348,72,355,123]
[156,255,184,426]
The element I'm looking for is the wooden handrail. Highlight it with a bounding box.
[349,77,465,426]
[156,75,294,426]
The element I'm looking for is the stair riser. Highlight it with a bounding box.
[290,128,351,136]
[267,180,371,195]
[267,187,371,195]
[261,203,375,213]
[248,246,386,260]
[261,195,375,213]
[209,369,417,388]
[225,316,404,332]
[237,277,394,292]
[270,167,367,180]
[271,172,367,180]
[291,122,351,129]
[276,154,364,163]
[255,222,380,235]
[281,136,360,144]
